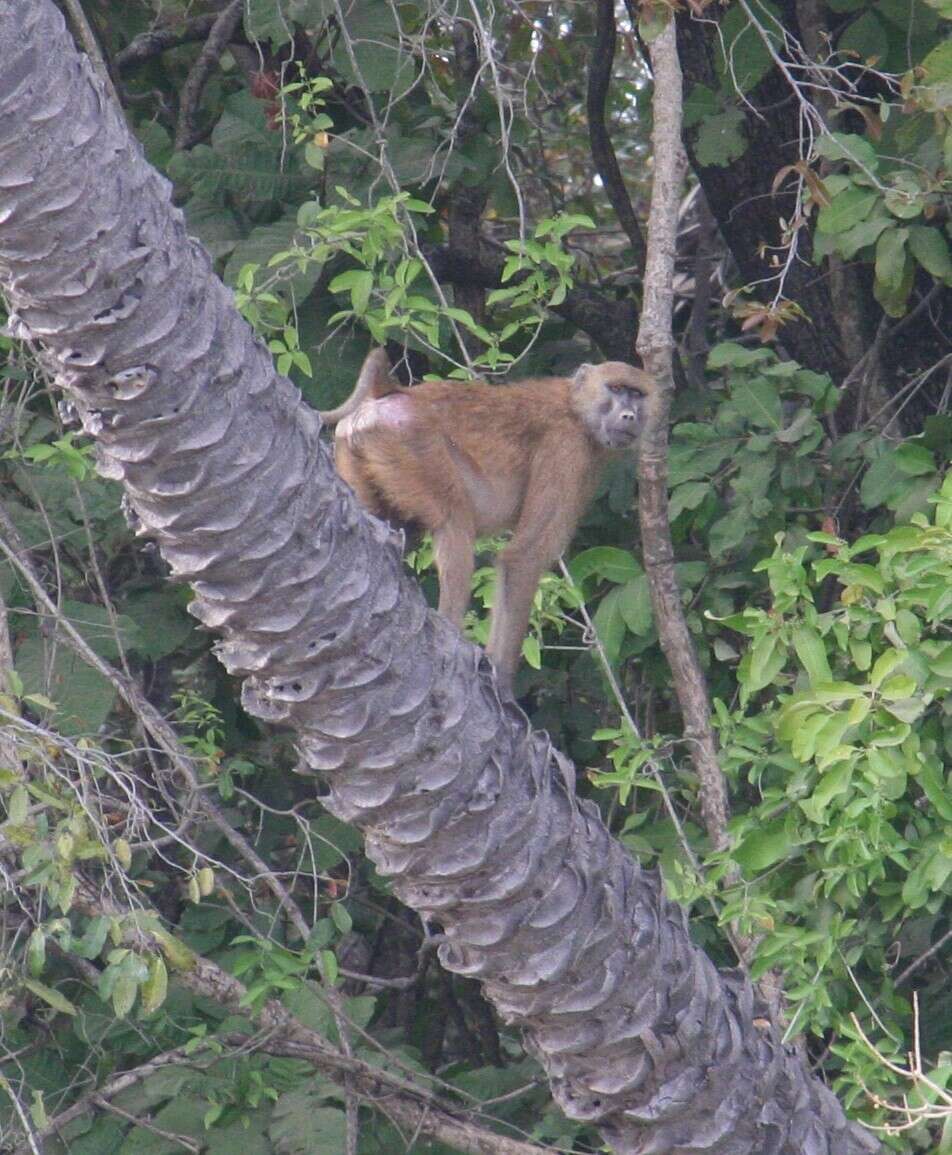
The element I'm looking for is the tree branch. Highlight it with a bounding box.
[636,21,731,851]
[115,15,220,74]
[673,11,850,382]
[587,0,647,270]
[174,0,245,151]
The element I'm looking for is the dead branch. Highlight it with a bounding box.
[636,20,731,851]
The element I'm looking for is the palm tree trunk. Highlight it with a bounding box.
[0,5,877,1153]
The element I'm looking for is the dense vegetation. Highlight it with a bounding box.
[0,1,950,1152]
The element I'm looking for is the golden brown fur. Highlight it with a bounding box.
[321,348,653,694]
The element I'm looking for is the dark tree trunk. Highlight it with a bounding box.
[675,10,854,382]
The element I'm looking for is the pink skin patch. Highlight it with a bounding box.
[339,393,416,446]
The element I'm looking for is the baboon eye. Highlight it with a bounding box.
[608,382,625,393]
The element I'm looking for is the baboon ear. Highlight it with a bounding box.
[572,363,594,387]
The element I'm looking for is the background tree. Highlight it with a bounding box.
[0,1,949,1153]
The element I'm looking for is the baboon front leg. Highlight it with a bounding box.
[486,444,588,696]
[432,519,476,628]
[486,548,544,695]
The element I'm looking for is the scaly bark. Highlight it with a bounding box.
[0,5,878,1152]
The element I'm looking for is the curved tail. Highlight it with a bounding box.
[318,347,398,425]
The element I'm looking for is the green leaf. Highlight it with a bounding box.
[878,674,917,699]
[803,761,853,820]
[734,817,795,871]
[894,442,935,475]
[321,949,339,985]
[617,576,653,637]
[27,929,46,977]
[270,1097,347,1155]
[568,547,641,585]
[709,509,751,558]
[814,132,879,172]
[670,481,711,520]
[7,783,28,823]
[748,632,787,692]
[917,761,952,821]
[908,225,952,281]
[716,5,776,91]
[839,11,890,64]
[707,343,773,368]
[330,902,352,934]
[860,451,904,508]
[683,84,720,128]
[875,226,909,289]
[139,956,168,1016]
[694,108,747,166]
[23,978,77,1016]
[112,972,139,1018]
[792,626,833,685]
[120,588,193,660]
[870,649,903,687]
[817,187,879,234]
[832,213,891,259]
[592,587,627,664]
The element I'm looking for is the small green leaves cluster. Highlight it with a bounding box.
[812,132,952,317]
[4,431,95,480]
[487,214,595,313]
[670,341,838,559]
[237,191,594,375]
[278,70,334,170]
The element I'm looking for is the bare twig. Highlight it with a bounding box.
[684,192,718,387]
[636,20,731,852]
[91,1096,202,1153]
[895,925,952,988]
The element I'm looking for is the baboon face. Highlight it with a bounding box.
[571,362,653,450]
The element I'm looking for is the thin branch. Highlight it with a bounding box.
[636,19,732,852]
[684,192,719,387]
[0,507,310,936]
[91,1096,202,1153]
[587,0,648,269]
[895,925,952,988]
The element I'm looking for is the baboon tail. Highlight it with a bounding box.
[318,347,397,425]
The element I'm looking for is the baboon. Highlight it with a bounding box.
[321,349,652,694]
